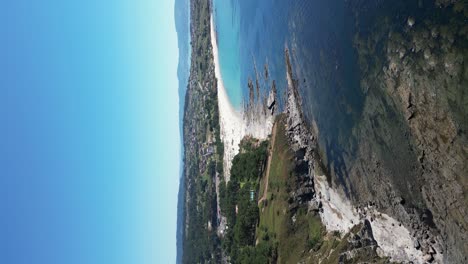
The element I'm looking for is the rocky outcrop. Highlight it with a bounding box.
[284,49,317,214]
[351,2,468,262]
[267,90,276,115]
[339,220,379,263]
[283,46,446,263]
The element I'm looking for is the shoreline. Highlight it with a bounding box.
[210,15,244,182]
[210,15,273,182]
[284,48,438,264]
[210,14,274,239]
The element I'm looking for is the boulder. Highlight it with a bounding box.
[408,17,415,27]
[414,239,421,250]
[267,91,276,110]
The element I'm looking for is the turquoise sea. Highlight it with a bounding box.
[212,0,393,191]
[212,0,243,109]
[211,0,456,196]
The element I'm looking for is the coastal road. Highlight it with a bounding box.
[258,122,277,205]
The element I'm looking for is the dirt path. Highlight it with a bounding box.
[258,122,277,205]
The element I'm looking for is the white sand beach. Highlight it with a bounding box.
[210,16,273,182]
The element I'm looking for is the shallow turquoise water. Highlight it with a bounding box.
[213,0,243,109]
[218,0,437,197]
[215,0,361,191]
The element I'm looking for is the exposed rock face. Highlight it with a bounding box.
[351,2,468,262]
[267,90,276,115]
[284,49,317,214]
[283,46,446,263]
[285,1,466,262]
[339,220,379,263]
[407,17,415,27]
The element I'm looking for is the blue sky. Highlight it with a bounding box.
[2,0,179,263]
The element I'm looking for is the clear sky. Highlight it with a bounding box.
[2,0,179,263]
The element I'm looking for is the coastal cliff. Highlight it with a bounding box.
[179,0,467,263]
[351,3,468,261]
[285,1,467,262]
[284,48,440,263]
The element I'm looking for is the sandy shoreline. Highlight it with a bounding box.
[210,16,273,182]
[211,12,436,263]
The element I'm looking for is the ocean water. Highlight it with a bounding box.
[215,0,357,147]
[236,0,364,128]
[212,0,243,109]
[214,0,452,196]
[212,0,376,191]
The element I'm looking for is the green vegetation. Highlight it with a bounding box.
[256,116,325,263]
[184,0,467,262]
[219,115,392,264]
[219,138,270,263]
[182,0,224,263]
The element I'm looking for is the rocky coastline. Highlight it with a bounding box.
[283,47,445,263]
[280,1,467,263]
[180,1,467,263]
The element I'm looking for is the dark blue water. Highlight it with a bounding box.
[213,0,365,192]
[216,0,449,198]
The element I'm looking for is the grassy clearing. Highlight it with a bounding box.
[257,115,326,263]
[255,115,392,264]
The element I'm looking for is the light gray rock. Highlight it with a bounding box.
[414,239,421,250]
[408,17,415,27]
